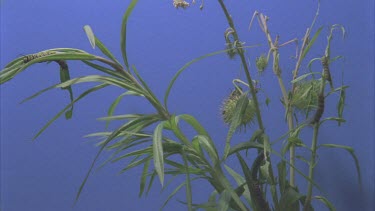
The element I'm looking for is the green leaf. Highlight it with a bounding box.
[182,149,193,211]
[301,26,323,60]
[105,91,144,127]
[337,87,346,126]
[83,25,96,49]
[59,63,74,119]
[1,51,96,84]
[132,65,162,107]
[153,121,166,186]
[318,144,362,188]
[163,45,259,109]
[218,189,231,211]
[279,187,303,211]
[194,135,219,166]
[228,142,263,156]
[81,60,129,80]
[224,93,249,159]
[138,159,151,197]
[119,156,152,173]
[160,181,185,211]
[178,114,211,138]
[121,0,139,69]
[291,72,321,84]
[314,195,335,211]
[29,84,108,140]
[75,114,161,204]
[94,36,123,67]
[224,165,252,207]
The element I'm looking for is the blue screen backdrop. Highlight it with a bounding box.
[1,0,374,210]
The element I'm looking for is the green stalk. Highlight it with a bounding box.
[217,0,265,131]
[303,123,319,210]
[304,75,326,210]
[217,1,280,210]
[257,13,298,187]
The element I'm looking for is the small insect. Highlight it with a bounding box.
[23,51,56,63]
[311,93,325,124]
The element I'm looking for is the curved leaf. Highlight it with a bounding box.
[120,0,139,69]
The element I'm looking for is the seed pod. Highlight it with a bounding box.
[221,89,256,129]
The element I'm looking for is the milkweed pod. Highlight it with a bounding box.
[220,89,256,129]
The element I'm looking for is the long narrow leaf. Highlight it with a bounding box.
[153,121,166,186]
[182,149,193,211]
[319,143,362,187]
[301,26,323,60]
[120,0,139,69]
[75,114,161,203]
[31,84,108,140]
[138,160,151,197]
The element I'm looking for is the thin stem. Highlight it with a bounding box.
[257,13,297,187]
[303,123,319,211]
[304,75,326,210]
[217,0,265,132]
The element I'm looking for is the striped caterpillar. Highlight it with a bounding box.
[252,182,271,211]
[23,51,56,63]
[250,152,271,211]
[310,93,325,124]
[322,56,333,89]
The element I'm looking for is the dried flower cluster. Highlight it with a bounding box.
[173,0,190,9]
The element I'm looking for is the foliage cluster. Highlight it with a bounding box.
[1,1,361,211]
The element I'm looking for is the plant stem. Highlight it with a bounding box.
[257,13,298,187]
[217,0,265,132]
[304,76,326,210]
[304,123,319,211]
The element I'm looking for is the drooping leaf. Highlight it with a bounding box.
[319,143,362,188]
[28,84,108,140]
[291,72,321,84]
[314,195,335,211]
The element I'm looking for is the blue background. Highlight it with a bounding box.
[1,0,374,210]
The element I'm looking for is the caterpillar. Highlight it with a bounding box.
[322,56,333,89]
[252,182,271,211]
[23,51,56,63]
[310,93,325,124]
[250,152,271,211]
[251,152,265,180]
